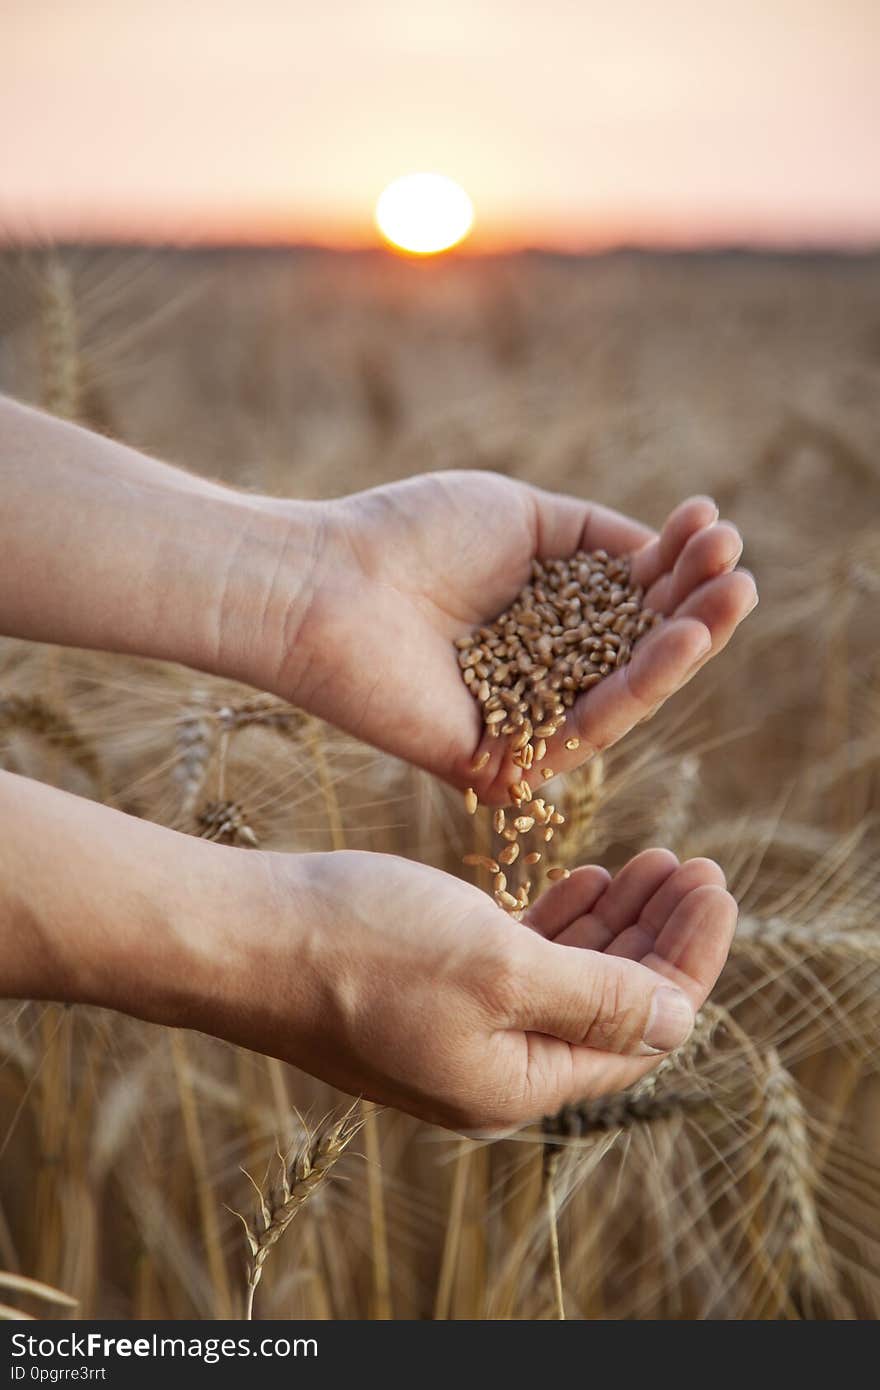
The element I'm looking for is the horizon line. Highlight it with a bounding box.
[2,232,880,260]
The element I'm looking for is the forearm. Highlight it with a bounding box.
[0,396,322,689]
[0,769,259,1024]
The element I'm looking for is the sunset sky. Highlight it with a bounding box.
[4,0,879,250]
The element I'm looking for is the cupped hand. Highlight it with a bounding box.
[219,846,736,1133]
[282,472,756,801]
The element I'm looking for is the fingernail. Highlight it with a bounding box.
[642,987,694,1054]
[686,629,712,673]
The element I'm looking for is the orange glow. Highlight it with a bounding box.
[375,174,474,256]
[2,3,879,251]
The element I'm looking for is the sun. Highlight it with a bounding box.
[375,173,474,256]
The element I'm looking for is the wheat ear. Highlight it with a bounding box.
[196,800,259,847]
[760,1050,852,1318]
[236,1105,363,1319]
[175,695,305,816]
[0,694,103,791]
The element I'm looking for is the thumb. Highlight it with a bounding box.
[514,937,694,1057]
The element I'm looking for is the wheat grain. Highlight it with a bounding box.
[462,854,499,873]
[455,548,660,909]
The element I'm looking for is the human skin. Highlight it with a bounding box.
[0,397,754,1128]
[0,771,735,1132]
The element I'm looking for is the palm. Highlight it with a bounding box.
[307,471,755,795]
[515,849,736,1107]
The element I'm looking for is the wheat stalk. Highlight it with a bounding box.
[544,1175,565,1319]
[653,752,700,852]
[39,255,80,420]
[736,914,880,961]
[235,1105,364,1320]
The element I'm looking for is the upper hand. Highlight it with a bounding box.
[280,472,757,800]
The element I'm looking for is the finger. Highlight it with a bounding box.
[630,496,718,589]
[604,858,727,961]
[523,864,611,938]
[532,487,657,561]
[510,885,736,1117]
[514,935,694,1056]
[559,848,679,946]
[476,575,755,800]
[515,1032,654,1116]
[554,854,718,953]
[645,521,743,614]
[640,885,738,1009]
[639,856,726,934]
[479,615,706,793]
[674,568,758,656]
[563,618,711,760]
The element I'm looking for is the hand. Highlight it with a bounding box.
[0,404,755,800]
[201,846,736,1132]
[278,472,757,800]
[0,774,735,1135]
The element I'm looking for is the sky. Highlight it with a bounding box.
[3,0,879,250]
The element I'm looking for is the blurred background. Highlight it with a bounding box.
[0,0,878,1321]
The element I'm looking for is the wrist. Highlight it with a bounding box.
[0,771,328,1062]
[0,773,239,1020]
[140,487,329,697]
[140,845,331,1063]
[214,494,331,699]
[157,489,332,706]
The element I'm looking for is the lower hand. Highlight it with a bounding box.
[3,773,735,1134]
[191,845,736,1132]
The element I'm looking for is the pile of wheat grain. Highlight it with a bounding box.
[457,547,659,911]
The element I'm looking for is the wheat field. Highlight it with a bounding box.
[0,245,878,1319]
